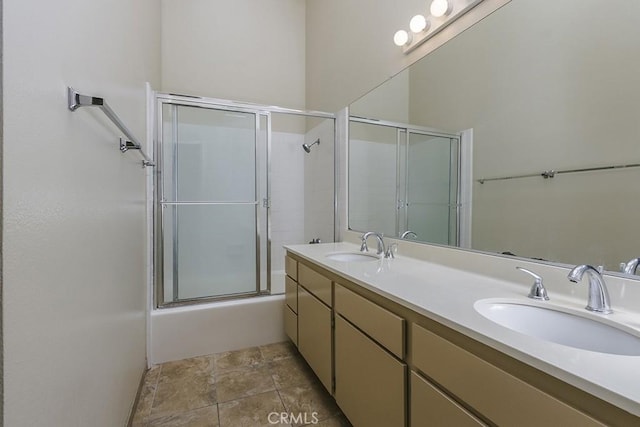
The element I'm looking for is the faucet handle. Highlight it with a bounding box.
[620,258,640,275]
[516,267,549,301]
[385,243,398,259]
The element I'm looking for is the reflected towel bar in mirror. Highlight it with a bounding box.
[67,87,155,168]
[477,163,640,184]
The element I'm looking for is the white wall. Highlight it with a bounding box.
[305,0,510,112]
[161,0,306,109]
[3,1,160,426]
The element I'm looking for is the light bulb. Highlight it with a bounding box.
[393,30,411,47]
[430,0,452,18]
[409,15,428,33]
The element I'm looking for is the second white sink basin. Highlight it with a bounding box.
[475,300,640,356]
[325,252,379,263]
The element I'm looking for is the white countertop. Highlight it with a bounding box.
[285,242,640,417]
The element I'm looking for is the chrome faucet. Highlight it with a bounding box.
[567,265,612,314]
[516,267,549,301]
[620,258,640,275]
[360,232,386,256]
[400,230,418,240]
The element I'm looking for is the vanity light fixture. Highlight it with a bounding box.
[393,30,411,47]
[394,0,484,54]
[430,0,453,18]
[409,15,429,33]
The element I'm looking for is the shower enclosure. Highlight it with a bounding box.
[155,94,335,307]
[348,117,461,245]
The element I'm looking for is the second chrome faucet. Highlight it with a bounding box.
[567,265,612,314]
[360,231,396,259]
[516,264,614,314]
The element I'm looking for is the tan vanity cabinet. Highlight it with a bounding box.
[285,255,298,281]
[334,284,407,427]
[283,256,298,345]
[298,263,332,305]
[411,323,604,427]
[410,371,486,427]
[296,261,333,393]
[285,276,297,313]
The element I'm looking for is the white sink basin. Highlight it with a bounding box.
[474,300,640,356]
[325,252,380,263]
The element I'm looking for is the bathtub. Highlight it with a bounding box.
[149,293,286,365]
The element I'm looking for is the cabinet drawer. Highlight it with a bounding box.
[411,324,604,427]
[284,305,297,346]
[298,263,331,306]
[285,276,297,313]
[335,315,406,427]
[285,255,298,281]
[298,287,332,392]
[335,283,404,358]
[411,371,485,427]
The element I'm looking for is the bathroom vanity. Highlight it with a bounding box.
[284,243,640,427]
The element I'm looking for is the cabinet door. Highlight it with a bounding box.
[285,276,297,313]
[411,371,485,427]
[285,255,297,280]
[284,304,297,346]
[298,263,332,305]
[334,283,404,358]
[411,323,604,427]
[335,315,406,427]
[298,286,332,392]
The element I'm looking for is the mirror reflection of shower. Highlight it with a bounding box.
[302,138,320,153]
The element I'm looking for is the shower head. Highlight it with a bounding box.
[302,139,320,153]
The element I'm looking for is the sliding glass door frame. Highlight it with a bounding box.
[154,95,270,308]
[348,116,461,245]
[405,129,461,246]
[154,93,336,309]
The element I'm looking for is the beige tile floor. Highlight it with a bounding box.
[131,341,352,427]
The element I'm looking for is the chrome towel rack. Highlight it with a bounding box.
[477,162,640,184]
[67,87,155,167]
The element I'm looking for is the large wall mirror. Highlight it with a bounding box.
[348,0,640,274]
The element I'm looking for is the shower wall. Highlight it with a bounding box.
[270,116,335,294]
[270,129,306,292]
[304,119,336,244]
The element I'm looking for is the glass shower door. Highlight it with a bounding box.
[160,104,265,303]
[406,132,459,245]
